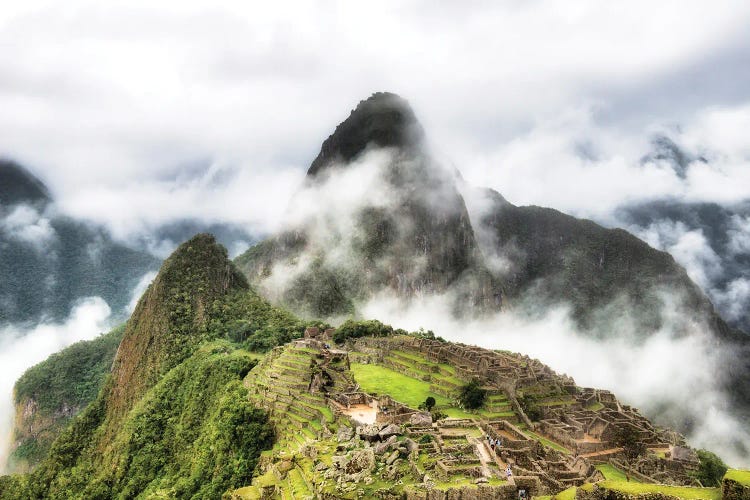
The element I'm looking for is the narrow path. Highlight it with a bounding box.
[580,447,623,459]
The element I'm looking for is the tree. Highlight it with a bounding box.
[694,449,728,487]
[611,425,647,461]
[424,397,436,411]
[459,379,486,409]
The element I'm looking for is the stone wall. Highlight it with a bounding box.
[723,476,750,500]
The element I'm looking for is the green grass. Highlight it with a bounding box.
[724,469,750,486]
[553,486,577,500]
[523,430,572,454]
[583,481,721,500]
[586,401,604,412]
[596,464,628,481]
[350,363,449,408]
[443,408,481,419]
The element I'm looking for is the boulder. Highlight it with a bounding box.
[375,435,398,455]
[337,425,354,442]
[378,423,401,439]
[358,424,381,442]
[409,412,433,427]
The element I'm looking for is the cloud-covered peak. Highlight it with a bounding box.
[307,92,425,177]
[0,160,50,207]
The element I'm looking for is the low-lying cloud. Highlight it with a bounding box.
[0,297,112,473]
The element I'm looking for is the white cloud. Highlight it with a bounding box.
[631,220,723,290]
[0,1,748,236]
[0,205,55,249]
[0,297,112,473]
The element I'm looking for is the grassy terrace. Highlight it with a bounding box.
[595,464,628,481]
[523,430,572,454]
[553,486,577,500]
[586,401,605,412]
[350,363,450,408]
[580,481,721,500]
[725,469,750,485]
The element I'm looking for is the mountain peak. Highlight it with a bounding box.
[105,233,247,424]
[307,92,425,177]
[0,160,51,206]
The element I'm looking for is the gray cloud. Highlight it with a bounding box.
[0,1,749,238]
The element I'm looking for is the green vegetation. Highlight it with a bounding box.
[0,343,274,499]
[586,401,605,412]
[15,326,124,412]
[595,464,628,481]
[724,469,750,485]
[10,325,125,469]
[518,393,542,421]
[423,396,436,411]
[694,449,728,487]
[524,430,572,455]
[0,235,294,499]
[332,318,393,344]
[611,425,647,460]
[458,379,487,409]
[350,363,448,408]
[582,480,721,500]
[553,486,577,500]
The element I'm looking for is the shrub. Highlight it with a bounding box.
[694,449,728,487]
[332,319,394,344]
[458,379,486,409]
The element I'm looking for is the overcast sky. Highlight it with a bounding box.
[1,0,750,237]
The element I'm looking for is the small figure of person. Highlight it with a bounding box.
[506,465,513,479]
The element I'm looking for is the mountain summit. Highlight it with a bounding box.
[236,92,749,428]
[237,92,500,317]
[307,92,425,177]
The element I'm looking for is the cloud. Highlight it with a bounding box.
[631,220,723,290]
[0,1,748,238]
[0,297,112,473]
[127,271,157,313]
[0,204,55,250]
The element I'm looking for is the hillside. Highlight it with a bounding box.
[229,331,726,499]
[234,92,750,438]
[0,160,160,326]
[0,234,303,498]
[8,325,124,472]
[1,233,747,498]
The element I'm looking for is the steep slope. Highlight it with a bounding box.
[8,326,124,472]
[236,92,501,318]
[234,92,750,441]
[615,199,750,333]
[470,188,750,417]
[0,160,50,206]
[0,161,160,326]
[105,233,248,425]
[0,234,289,499]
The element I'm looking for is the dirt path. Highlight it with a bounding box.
[580,447,623,459]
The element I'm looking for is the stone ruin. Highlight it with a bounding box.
[349,335,701,487]
[242,333,707,498]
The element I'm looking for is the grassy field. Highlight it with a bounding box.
[725,469,750,485]
[523,430,572,454]
[595,464,628,481]
[350,363,450,408]
[582,480,721,500]
[553,486,577,500]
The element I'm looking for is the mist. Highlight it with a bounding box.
[0,297,112,473]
